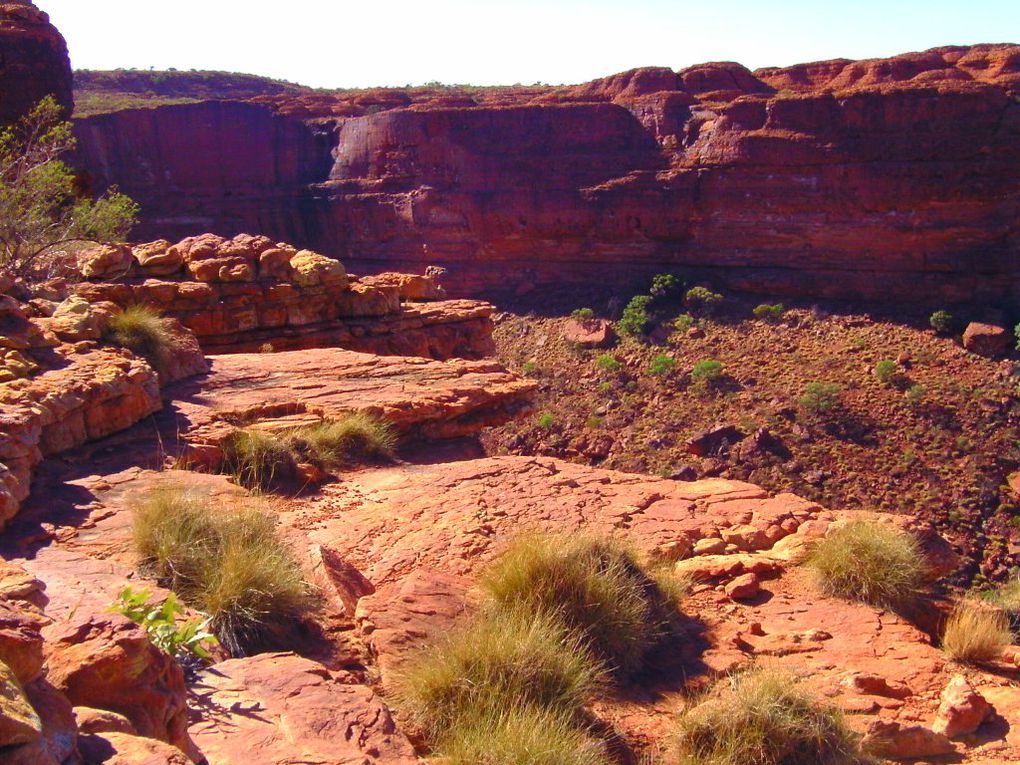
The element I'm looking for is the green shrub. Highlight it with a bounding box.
[131,486,315,655]
[904,384,926,407]
[650,273,680,298]
[480,534,672,677]
[289,412,396,468]
[220,428,297,490]
[107,304,169,360]
[570,307,595,323]
[753,303,785,322]
[594,354,622,373]
[521,360,539,376]
[648,354,676,377]
[439,703,611,765]
[941,600,1013,663]
[797,382,843,414]
[536,412,555,430]
[684,286,723,315]
[673,667,866,765]
[929,310,954,334]
[393,608,600,740]
[691,359,723,384]
[805,521,927,609]
[873,360,898,386]
[673,314,696,333]
[618,295,653,336]
[111,586,218,660]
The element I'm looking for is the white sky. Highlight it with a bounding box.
[42,0,1020,89]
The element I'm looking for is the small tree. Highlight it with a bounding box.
[618,295,653,336]
[0,96,138,280]
[684,286,723,316]
[929,310,954,335]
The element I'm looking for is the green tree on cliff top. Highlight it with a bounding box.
[0,96,137,280]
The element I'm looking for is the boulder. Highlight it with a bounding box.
[932,674,992,738]
[863,720,955,760]
[78,244,134,280]
[0,660,40,750]
[563,317,615,348]
[289,250,348,288]
[725,572,761,601]
[962,322,1012,357]
[132,240,183,276]
[79,731,193,765]
[75,705,138,735]
[0,597,47,684]
[686,424,745,457]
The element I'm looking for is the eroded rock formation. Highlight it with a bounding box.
[0,1,72,122]
[73,45,1020,303]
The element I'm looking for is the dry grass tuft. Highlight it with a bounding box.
[107,304,170,359]
[221,428,297,490]
[805,521,927,610]
[131,485,315,655]
[672,666,869,765]
[941,599,1013,664]
[289,412,396,468]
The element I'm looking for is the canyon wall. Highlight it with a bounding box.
[72,45,1020,304]
[0,0,72,121]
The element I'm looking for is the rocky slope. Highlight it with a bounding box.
[72,44,1020,304]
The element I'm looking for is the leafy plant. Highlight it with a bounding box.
[0,96,138,279]
[618,295,653,336]
[904,384,926,407]
[594,354,622,373]
[570,307,595,323]
[691,359,723,384]
[536,412,555,430]
[752,303,785,322]
[521,360,540,376]
[684,286,723,316]
[673,314,696,333]
[650,273,680,299]
[929,310,954,334]
[873,359,898,386]
[111,586,218,659]
[797,382,843,414]
[648,354,676,377]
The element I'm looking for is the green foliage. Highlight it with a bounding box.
[650,273,680,299]
[753,303,785,322]
[0,96,138,279]
[131,486,315,655]
[106,304,169,360]
[536,412,555,430]
[805,521,927,610]
[797,382,843,414]
[221,428,297,490]
[480,534,674,677]
[673,667,867,765]
[618,294,653,336]
[873,359,898,386]
[570,307,595,323]
[904,384,926,407]
[684,286,723,315]
[594,354,622,373]
[521,360,540,376]
[111,586,218,659]
[673,314,696,333]
[288,413,396,469]
[691,359,724,384]
[929,310,954,334]
[648,354,676,377]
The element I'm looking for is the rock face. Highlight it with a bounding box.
[0,1,73,123]
[73,45,1020,304]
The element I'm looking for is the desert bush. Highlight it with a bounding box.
[221,428,297,490]
[929,310,954,334]
[107,304,169,360]
[648,354,676,377]
[594,354,622,373]
[521,360,540,376]
[650,273,680,299]
[393,608,600,740]
[797,382,843,414]
[904,384,926,407]
[131,486,314,655]
[805,521,926,609]
[289,412,396,468]
[480,534,672,677]
[672,666,866,765]
[873,359,898,386]
[673,313,696,333]
[691,359,723,385]
[570,307,595,322]
[753,303,785,322]
[618,295,653,336]
[438,703,611,765]
[684,286,723,315]
[536,412,556,430]
[941,600,1013,663]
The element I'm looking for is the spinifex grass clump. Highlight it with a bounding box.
[289,412,396,468]
[131,486,315,655]
[480,533,674,678]
[673,667,868,765]
[107,304,169,359]
[941,599,1013,664]
[394,608,601,740]
[805,521,927,610]
[220,428,297,490]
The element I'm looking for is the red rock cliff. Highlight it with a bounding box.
[0,0,72,121]
[73,44,1020,304]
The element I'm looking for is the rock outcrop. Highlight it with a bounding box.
[0,1,73,123]
[73,45,1020,304]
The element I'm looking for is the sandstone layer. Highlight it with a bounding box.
[73,45,1020,304]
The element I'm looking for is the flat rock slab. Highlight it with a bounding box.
[189,652,418,765]
[165,348,536,453]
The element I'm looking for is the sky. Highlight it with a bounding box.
[42,0,1020,89]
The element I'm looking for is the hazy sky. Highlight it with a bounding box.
[43,0,1020,89]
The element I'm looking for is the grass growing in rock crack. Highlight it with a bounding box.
[288,412,396,468]
[804,520,927,610]
[106,304,170,359]
[221,428,297,490]
[131,485,315,655]
[480,533,675,678]
[671,666,869,765]
[941,599,1013,664]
